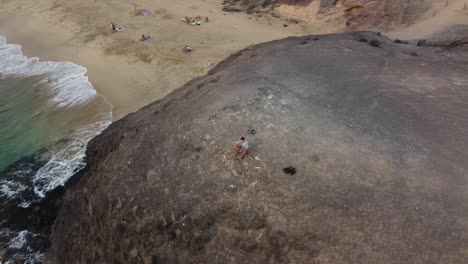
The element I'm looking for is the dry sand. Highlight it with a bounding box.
[0,0,466,120]
[0,0,340,120]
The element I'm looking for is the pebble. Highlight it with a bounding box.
[130,248,139,258]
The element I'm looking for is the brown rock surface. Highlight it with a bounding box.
[340,0,431,30]
[223,0,432,30]
[425,24,468,47]
[46,32,468,263]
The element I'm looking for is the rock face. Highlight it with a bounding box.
[339,0,430,30]
[45,32,468,263]
[425,24,468,47]
[223,0,431,30]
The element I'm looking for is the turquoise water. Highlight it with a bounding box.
[0,36,112,262]
[0,76,58,170]
[0,36,112,197]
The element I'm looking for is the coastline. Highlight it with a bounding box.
[0,35,112,262]
[0,0,342,121]
[0,5,335,257]
[0,0,467,262]
[44,31,468,263]
[1,0,464,120]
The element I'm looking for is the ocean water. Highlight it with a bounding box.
[0,36,112,263]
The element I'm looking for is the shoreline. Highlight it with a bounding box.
[0,0,342,120]
[1,0,465,120]
[0,0,467,261]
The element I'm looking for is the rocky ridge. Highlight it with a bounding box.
[222,0,432,30]
[45,32,468,263]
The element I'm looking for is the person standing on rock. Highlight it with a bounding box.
[234,137,249,160]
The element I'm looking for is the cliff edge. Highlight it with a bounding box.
[46,32,468,263]
[223,0,432,31]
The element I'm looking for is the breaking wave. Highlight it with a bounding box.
[0,36,112,263]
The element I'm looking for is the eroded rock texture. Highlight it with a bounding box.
[46,32,468,264]
[223,0,432,30]
[340,0,431,29]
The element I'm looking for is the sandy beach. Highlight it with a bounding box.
[0,0,341,120]
[0,0,466,120]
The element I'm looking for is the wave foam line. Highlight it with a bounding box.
[0,36,113,201]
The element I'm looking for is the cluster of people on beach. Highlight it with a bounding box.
[180,16,209,26]
[111,10,215,55]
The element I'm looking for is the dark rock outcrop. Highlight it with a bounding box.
[341,0,431,30]
[425,24,468,48]
[223,0,431,30]
[46,32,468,263]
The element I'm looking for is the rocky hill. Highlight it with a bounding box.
[223,0,432,30]
[45,32,468,263]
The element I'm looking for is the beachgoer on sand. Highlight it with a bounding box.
[180,17,191,24]
[234,137,249,160]
[140,34,152,42]
[138,10,152,16]
[183,45,193,53]
[181,16,208,25]
[111,23,124,32]
[205,60,216,69]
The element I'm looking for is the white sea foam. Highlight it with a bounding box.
[0,180,27,199]
[0,36,112,200]
[32,120,111,198]
[0,36,100,108]
[0,229,44,263]
[0,35,112,262]
[8,231,27,249]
